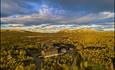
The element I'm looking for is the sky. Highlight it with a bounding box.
[1,0,114,32]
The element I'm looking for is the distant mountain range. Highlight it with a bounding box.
[1,28,113,33]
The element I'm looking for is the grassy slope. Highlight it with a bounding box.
[0,29,114,70]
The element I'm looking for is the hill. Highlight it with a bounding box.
[0,29,114,70]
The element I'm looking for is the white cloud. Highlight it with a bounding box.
[99,11,114,18]
[1,24,24,27]
[103,28,114,31]
[67,11,114,23]
[1,11,114,32]
[1,11,114,24]
[1,23,114,32]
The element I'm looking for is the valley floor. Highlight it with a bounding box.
[0,29,114,70]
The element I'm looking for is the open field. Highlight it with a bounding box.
[0,29,115,70]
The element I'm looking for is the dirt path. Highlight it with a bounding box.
[30,52,42,70]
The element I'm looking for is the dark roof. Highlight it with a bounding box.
[53,43,75,49]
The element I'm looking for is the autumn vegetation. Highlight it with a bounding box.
[0,29,114,70]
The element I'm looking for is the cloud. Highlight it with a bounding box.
[1,11,114,32]
[53,11,114,24]
[1,23,25,30]
[1,0,40,17]
[75,11,114,23]
[2,24,24,27]
[1,0,114,30]
[1,0,114,17]
[1,11,114,27]
[1,23,114,32]
[1,0,114,32]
